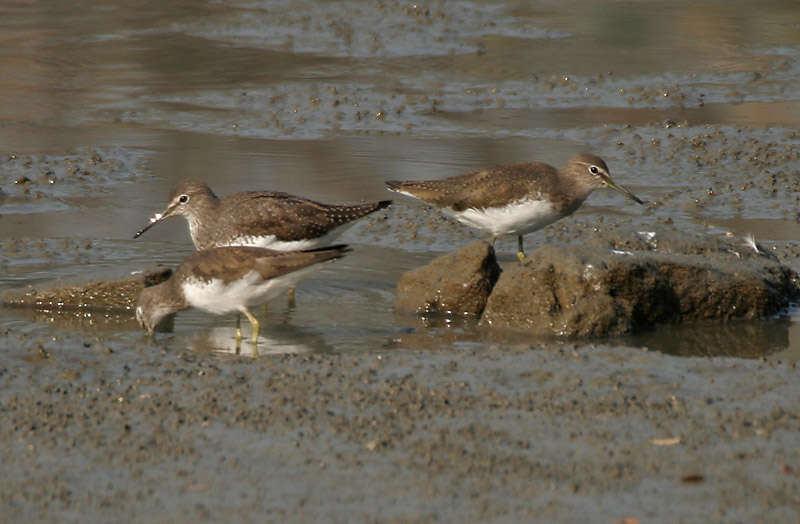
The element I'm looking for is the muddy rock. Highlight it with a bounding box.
[395,241,500,316]
[1,266,172,311]
[482,235,799,336]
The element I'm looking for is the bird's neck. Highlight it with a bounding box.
[141,280,187,332]
[184,194,220,245]
[552,176,593,214]
[156,279,188,313]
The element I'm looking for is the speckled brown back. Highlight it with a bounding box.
[197,192,390,248]
[386,162,583,213]
[176,245,350,284]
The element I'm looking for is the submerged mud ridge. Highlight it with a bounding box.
[1,267,171,312]
[397,230,800,338]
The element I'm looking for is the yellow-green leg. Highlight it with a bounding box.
[517,235,526,262]
[236,313,242,349]
[241,307,260,349]
[288,287,296,308]
[239,308,260,357]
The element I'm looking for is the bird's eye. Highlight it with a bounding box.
[589,165,600,175]
[178,194,189,204]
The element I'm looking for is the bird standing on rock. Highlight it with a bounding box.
[386,153,644,261]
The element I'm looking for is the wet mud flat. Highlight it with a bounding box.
[3,153,799,522]
[1,0,800,522]
[1,337,799,522]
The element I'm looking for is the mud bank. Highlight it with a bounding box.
[1,338,798,522]
[1,267,172,312]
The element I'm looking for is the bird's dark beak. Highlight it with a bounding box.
[133,206,173,239]
[605,178,645,205]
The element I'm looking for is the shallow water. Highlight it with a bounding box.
[1,0,799,360]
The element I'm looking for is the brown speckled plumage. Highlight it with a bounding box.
[135,245,350,335]
[135,179,391,249]
[386,153,643,260]
[386,154,620,214]
[174,245,348,285]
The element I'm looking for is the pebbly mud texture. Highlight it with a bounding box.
[481,230,800,336]
[395,241,500,316]
[1,267,172,312]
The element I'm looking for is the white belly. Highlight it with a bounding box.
[222,228,345,251]
[445,199,561,237]
[182,267,319,315]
